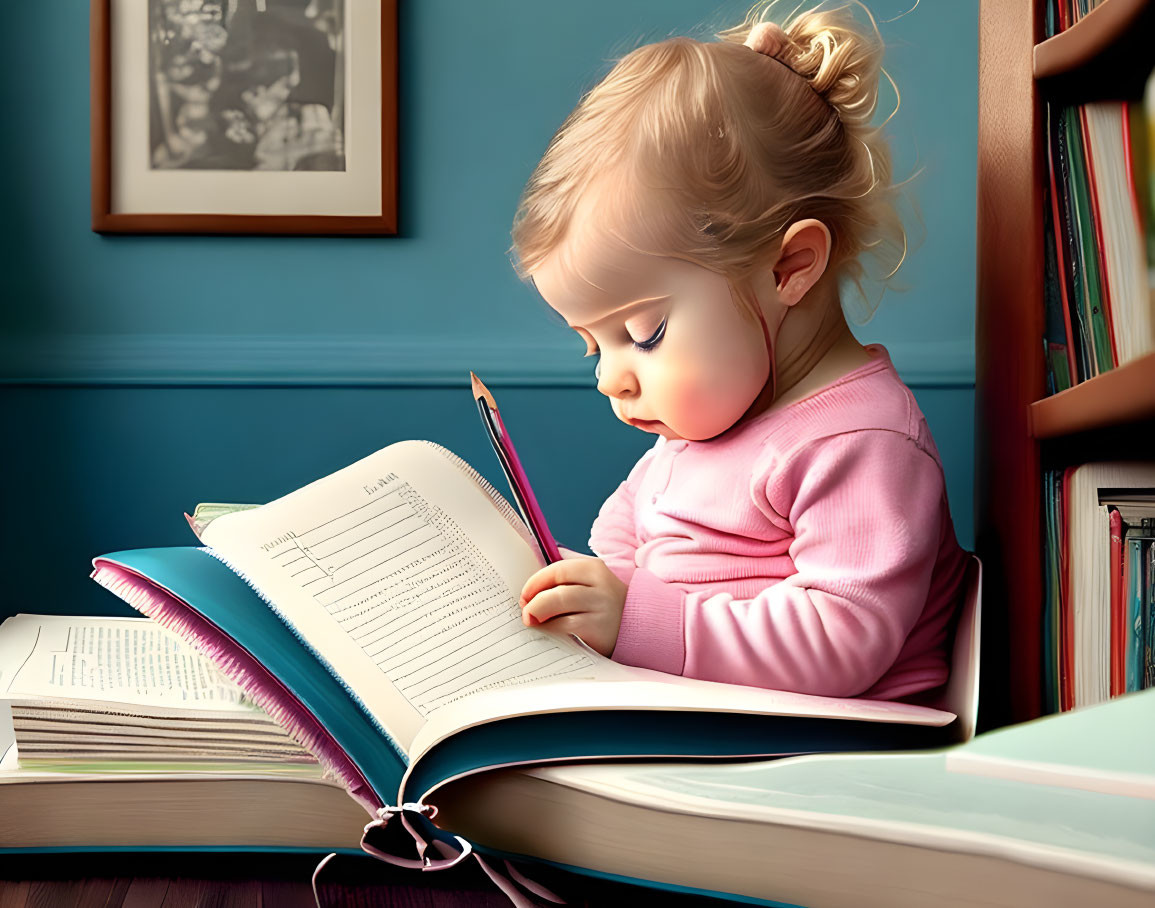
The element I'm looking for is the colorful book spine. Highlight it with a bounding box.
[1068,108,1114,376]
[1042,173,1075,393]
[1044,474,1155,714]
[1050,104,1094,384]
[1125,533,1144,692]
[1146,543,1155,690]
[1109,507,1124,696]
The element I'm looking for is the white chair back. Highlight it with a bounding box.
[932,554,982,742]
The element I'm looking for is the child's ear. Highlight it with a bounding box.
[772,219,832,306]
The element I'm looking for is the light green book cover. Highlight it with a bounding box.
[945,688,1155,796]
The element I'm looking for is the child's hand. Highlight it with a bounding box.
[519,555,627,657]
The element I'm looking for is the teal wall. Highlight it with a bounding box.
[0,1,977,619]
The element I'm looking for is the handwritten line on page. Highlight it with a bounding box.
[254,474,594,716]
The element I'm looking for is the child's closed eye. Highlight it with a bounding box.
[631,317,667,351]
[576,316,667,357]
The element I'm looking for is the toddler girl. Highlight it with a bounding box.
[513,1,969,702]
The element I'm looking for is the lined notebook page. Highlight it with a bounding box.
[201,442,600,752]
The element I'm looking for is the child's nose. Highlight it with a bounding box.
[595,353,638,398]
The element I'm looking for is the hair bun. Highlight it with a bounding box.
[743,21,789,59]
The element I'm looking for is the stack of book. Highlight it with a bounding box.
[0,613,368,851]
[4,606,1153,906]
[0,613,317,773]
[1043,462,1155,713]
[1040,0,1155,393]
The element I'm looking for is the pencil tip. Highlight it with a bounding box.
[470,371,497,409]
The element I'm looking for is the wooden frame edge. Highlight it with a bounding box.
[90,0,398,237]
[91,0,112,233]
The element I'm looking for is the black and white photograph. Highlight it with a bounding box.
[148,0,346,173]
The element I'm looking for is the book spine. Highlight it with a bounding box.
[1109,508,1124,696]
[1125,536,1143,692]
[1043,471,1062,713]
[1059,467,1075,712]
[1071,108,1114,375]
[1081,104,1121,369]
[1053,104,1093,383]
[1146,543,1155,689]
[1046,105,1079,387]
[1042,174,1075,392]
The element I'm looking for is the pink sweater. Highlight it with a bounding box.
[591,344,969,701]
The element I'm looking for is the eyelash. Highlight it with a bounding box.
[633,317,667,352]
[584,317,668,358]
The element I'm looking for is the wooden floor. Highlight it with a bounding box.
[0,852,743,907]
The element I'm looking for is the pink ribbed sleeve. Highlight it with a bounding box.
[611,431,947,698]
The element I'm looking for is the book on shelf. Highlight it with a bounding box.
[1110,505,1125,695]
[58,436,980,876]
[1043,461,1155,713]
[0,613,365,851]
[1123,515,1155,690]
[1039,1,1155,392]
[1043,148,1077,394]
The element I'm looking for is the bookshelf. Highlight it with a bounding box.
[976,0,1155,729]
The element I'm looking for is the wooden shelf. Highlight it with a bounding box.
[1034,0,1155,102]
[1030,350,1155,439]
[980,0,1155,730]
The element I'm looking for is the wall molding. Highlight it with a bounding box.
[0,334,975,388]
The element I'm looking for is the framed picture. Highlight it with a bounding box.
[91,0,397,235]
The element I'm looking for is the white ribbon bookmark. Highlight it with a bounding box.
[311,802,566,907]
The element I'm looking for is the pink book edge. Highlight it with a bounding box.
[90,559,383,816]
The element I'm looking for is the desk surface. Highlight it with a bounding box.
[0,852,739,907]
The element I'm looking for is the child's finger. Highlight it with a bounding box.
[521,586,587,625]
[519,559,597,605]
[519,564,561,607]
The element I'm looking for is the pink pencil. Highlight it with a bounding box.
[471,372,562,564]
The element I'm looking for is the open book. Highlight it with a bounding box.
[89,439,977,860]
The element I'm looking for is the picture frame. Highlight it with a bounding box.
[91,0,397,236]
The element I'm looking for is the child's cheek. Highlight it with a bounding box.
[669,367,746,440]
[673,326,766,437]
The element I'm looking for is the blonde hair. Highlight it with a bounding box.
[510,0,910,323]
